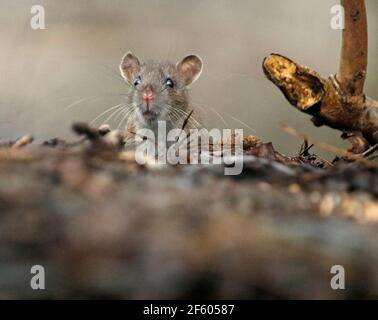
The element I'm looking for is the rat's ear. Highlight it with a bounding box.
[120,52,141,83]
[176,55,203,86]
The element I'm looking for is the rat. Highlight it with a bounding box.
[118,52,203,145]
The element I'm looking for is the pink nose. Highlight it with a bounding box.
[142,90,155,102]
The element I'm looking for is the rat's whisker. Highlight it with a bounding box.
[115,107,128,121]
[162,105,180,123]
[90,103,124,125]
[114,103,137,122]
[166,110,176,126]
[101,105,127,126]
[125,112,135,133]
[191,101,228,127]
[63,94,129,112]
[204,106,228,127]
[163,105,186,127]
[229,115,256,133]
[170,107,201,128]
[122,109,136,132]
[164,105,201,128]
[64,97,96,111]
[60,93,128,102]
[194,99,255,132]
[117,106,136,130]
[117,112,129,131]
[104,104,138,127]
[100,64,125,84]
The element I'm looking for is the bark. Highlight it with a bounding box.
[338,0,368,96]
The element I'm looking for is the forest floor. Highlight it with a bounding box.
[0,123,378,299]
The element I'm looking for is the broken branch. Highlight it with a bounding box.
[263,0,378,153]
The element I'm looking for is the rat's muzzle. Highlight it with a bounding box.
[140,87,157,117]
[142,89,155,103]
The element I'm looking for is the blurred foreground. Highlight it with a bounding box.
[0,125,377,299]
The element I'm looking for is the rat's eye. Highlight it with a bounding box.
[165,78,174,88]
[133,76,142,87]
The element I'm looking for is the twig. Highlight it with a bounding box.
[72,122,101,141]
[299,139,314,157]
[282,124,376,166]
[362,144,378,158]
[11,134,34,149]
[128,130,151,142]
[175,110,194,145]
[72,122,124,149]
[181,110,194,132]
[174,110,194,152]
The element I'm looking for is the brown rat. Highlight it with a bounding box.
[119,52,203,144]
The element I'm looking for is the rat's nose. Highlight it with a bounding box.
[142,89,155,102]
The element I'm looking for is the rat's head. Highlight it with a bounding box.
[120,52,202,125]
